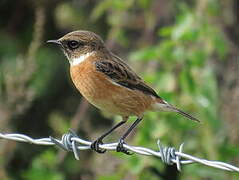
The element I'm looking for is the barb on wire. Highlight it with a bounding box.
[0,130,239,172]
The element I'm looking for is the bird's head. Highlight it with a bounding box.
[47,30,106,65]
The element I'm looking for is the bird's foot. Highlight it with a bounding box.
[116,139,133,155]
[91,138,106,153]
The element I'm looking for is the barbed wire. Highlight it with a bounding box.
[0,130,238,172]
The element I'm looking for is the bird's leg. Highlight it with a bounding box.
[116,117,143,155]
[91,119,127,153]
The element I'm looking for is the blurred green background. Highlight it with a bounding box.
[0,0,239,179]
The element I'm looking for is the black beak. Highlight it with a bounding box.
[46,39,61,45]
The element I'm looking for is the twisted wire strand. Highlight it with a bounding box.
[0,130,239,172]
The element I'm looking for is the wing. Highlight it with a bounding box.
[94,54,161,99]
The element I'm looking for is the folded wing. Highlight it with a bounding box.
[94,54,163,100]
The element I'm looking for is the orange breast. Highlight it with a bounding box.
[70,58,155,117]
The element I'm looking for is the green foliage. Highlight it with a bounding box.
[48,111,71,135]
[22,150,64,180]
[121,3,235,180]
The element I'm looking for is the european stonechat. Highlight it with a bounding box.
[47,30,199,154]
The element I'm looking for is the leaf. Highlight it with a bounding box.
[129,46,159,61]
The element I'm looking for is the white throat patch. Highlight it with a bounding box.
[70,52,94,66]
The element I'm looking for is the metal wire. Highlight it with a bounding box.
[0,130,239,172]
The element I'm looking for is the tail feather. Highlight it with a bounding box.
[174,107,200,122]
[153,100,200,122]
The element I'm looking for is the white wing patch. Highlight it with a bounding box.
[71,52,95,66]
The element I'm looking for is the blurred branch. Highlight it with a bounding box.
[70,99,90,131]
[56,99,90,164]
[0,6,46,179]
[0,130,238,172]
[2,3,45,114]
[26,3,45,74]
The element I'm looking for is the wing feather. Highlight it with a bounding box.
[94,54,161,99]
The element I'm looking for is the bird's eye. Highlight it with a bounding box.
[68,40,80,49]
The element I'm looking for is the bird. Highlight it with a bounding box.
[47,30,199,154]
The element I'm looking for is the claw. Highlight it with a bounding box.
[116,139,133,155]
[91,139,106,153]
